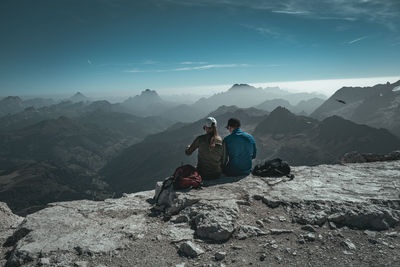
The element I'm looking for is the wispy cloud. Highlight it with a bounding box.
[125,69,146,73]
[87,60,92,65]
[272,10,309,15]
[348,36,368,44]
[241,24,281,39]
[173,64,249,71]
[142,59,159,65]
[161,0,400,30]
[125,63,251,73]
[180,61,208,65]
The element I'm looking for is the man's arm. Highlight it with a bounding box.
[185,136,200,155]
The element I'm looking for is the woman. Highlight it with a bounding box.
[185,117,225,180]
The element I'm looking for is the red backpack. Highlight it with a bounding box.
[154,164,202,204]
[172,164,202,189]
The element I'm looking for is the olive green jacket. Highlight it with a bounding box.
[185,133,225,179]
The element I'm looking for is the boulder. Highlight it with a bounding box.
[328,205,400,230]
[186,200,239,242]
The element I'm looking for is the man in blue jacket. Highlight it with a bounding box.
[223,118,257,176]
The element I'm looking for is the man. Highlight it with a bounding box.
[223,118,257,176]
[185,117,225,180]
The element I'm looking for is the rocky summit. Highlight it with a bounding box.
[2,161,400,266]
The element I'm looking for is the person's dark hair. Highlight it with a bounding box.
[226,118,241,129]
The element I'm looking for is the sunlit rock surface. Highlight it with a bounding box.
[3,161,400,266]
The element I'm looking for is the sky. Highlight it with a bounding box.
[1,0,400,97]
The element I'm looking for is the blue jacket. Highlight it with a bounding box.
[223,128,257,176]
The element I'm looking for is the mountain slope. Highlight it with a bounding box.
[254,109,400,166]
[311,80,400,136]
[101,106,268,193]
[121,89,178,116]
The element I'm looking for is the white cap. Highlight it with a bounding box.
[204,117,217,128]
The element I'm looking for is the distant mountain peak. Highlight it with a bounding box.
[70,92,89,102]
[2,96,22,102]
[73,92,85,97]
[141,89,158,95]
[228,84,257,91]
[131,89,162,102]
[269,106,293,117]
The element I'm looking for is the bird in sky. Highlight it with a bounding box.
[335,99,346,104]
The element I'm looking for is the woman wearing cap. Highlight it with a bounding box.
[185,117,225,180]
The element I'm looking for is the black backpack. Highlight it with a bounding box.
[252,158,294,179]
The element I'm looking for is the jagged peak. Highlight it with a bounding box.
[269,106,294,117]
[140,89,159,96]
[228,83,257,91]
[1,96,22,102]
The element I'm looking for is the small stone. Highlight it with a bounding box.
[274,256,281,262]
[176,264,185,267]
[304,233,316,242]
[256,220,265,228]
[341,239,356,250]
[335,230,344,238]
[301,225,316,232]
[236,200,251,206]
[173,215,189,224]
[270,229,293,235]
[364,230,376,238]
[74,261,89,267]
[368,238,378,244]
[231,245,243,250]
[298,238,306,244]
[39,258,51,265]
[179,241,205,258]
[271,244,278,249]
[385,232,398,238]
[259,254,266,261]
[279,216,286,222]
[292,251,297,256]
[329,222,337,229]
[215,252,226,261]
[343,250,353,255]
[236,225,267,240]
[253,195,263,200]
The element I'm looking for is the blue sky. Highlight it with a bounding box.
[0,0,399,96]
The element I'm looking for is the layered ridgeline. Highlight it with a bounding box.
[1,160,400,266]
[0,104,174,215]
[1,85,325,124]
[2,80,400,217]
[256,98,325,115]
[311,80,400,137]
[163,84,325,122]
[102,106,400,194]
[254,107,400,165]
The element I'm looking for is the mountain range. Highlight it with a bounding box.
[311,80,400,137]
[101,106,400,194]
[2,80,400,216]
